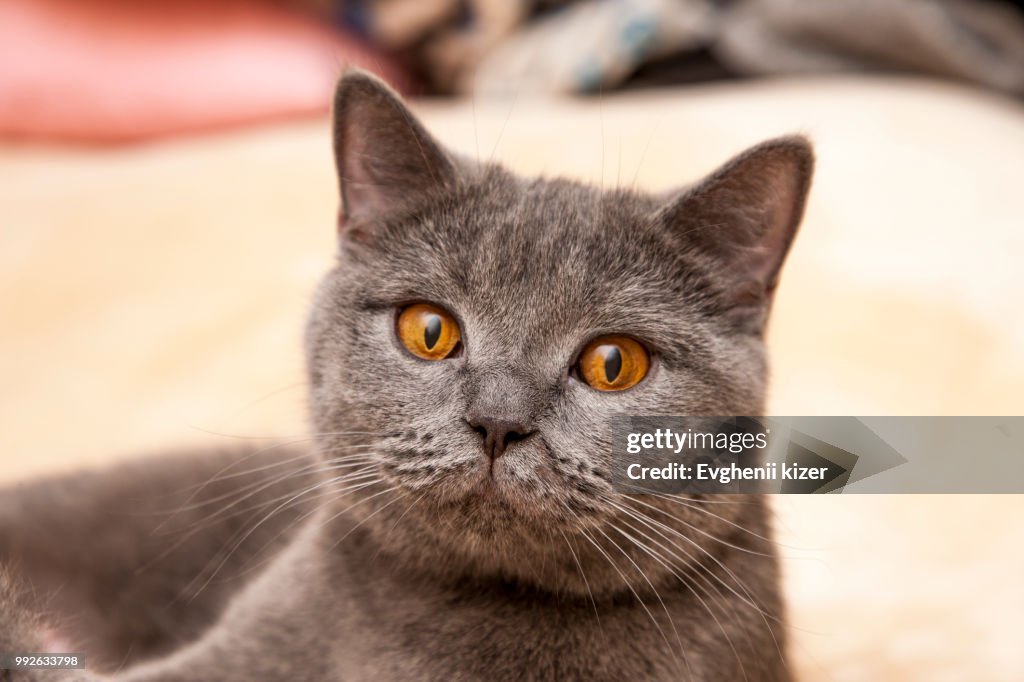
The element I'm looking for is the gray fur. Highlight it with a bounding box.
[0,69,812,681]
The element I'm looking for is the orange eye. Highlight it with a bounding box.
[397,303,461,360]
[578,335,649,391]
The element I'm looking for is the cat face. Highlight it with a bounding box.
[305,71,812,582]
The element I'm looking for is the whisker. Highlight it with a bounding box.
[592,525,690,679]
[625,495,775,558]
[604,494,789,668]
[325,487,406,552]
[647,493,781,546]
[558,528,602,630]
[608,513,756,682]
[138,464,379,576]
[603,495,774,618]
[182,474,386,602]
[158,455,376,529]
[576,526,690,680]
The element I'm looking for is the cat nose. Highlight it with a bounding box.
[466,415,532,461]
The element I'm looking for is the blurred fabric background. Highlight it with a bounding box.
[3,0,1024,141]
[1,1,1023,680]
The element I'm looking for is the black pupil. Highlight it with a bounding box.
[604,346,622,382]
[424,315,443,350]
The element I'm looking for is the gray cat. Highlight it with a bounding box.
[0,69,813,681]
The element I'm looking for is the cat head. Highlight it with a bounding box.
[305,70,812,592]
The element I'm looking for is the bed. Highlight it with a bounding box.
[1,74,1022,680]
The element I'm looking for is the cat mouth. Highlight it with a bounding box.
[387,437,567,521]
[464,445,563,510]
[409,447,531,509]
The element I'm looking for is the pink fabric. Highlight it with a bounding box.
[0,0,411,143]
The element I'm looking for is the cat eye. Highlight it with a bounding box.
[577,335,650,391]
[396,303,462,360]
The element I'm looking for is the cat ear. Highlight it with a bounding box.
[332,69,457,232]
[658,136,813,315]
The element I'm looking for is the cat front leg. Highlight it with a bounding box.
[0,445,319,673]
